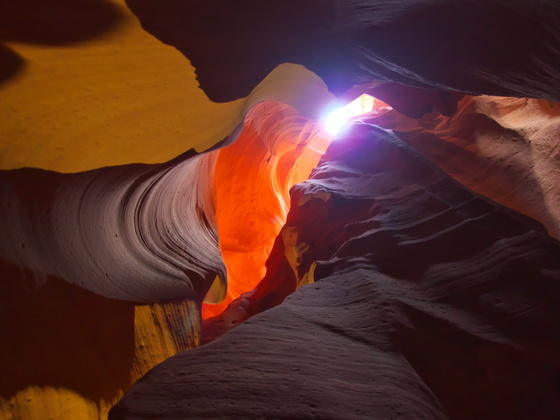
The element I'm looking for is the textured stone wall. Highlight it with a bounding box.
[2,1,560,419]
[112,122,560,419]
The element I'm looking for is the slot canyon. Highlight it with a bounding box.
[1,1,560,419]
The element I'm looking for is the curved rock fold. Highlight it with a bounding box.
[111,123,560,419]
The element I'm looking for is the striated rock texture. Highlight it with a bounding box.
[363,95,560,240]
[112,122,560,419]
[205,101,330,318]
[3,1,560,419]
[0,150,224,304]
[0,148,214,418]
[0,100,328,418]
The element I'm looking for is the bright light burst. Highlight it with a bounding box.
[323,94,376,136]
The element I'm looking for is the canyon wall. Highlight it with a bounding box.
[2,1,560,419]
[112,122,560,419]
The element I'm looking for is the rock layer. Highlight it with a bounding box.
[366,95,560,239]
[2,1,560,419]
[0,101,329,417]
[0,150,224,303]
[206,101,330,317]
[112,122,560,419]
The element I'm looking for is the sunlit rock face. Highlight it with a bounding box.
[2,0,560,419]
[366,95,560,240]
[0,0,333,173]
[111,122,560,419]
[207,101,330,317]
[0,99,329,417]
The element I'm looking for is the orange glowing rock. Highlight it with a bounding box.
[4,0,560,419]
[203,102,330,318]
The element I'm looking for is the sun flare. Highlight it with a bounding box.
[323,94,376,136]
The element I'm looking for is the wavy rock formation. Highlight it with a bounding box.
[0,100,328,418]
[0,150,224,303]
[0,149,217,417]
[206,101,330,317]
[367,95,560,239]
[2,1,560,419]
[112,122,560,420]
[0,0,333,173]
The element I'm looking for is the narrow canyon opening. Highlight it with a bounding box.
[2,1,560,419]
[204,96,382,321]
